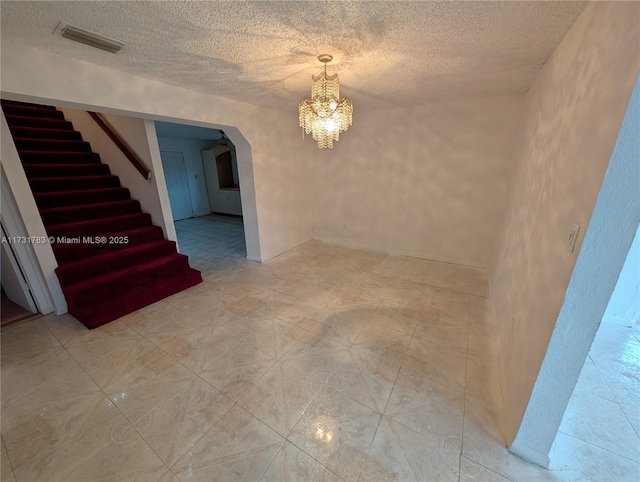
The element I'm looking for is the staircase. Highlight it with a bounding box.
[1,100,202,329]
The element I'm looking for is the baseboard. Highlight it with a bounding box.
[253,238,315,264]
[509,441,550,469]
[312,236,487,270]
[248,236,490,272]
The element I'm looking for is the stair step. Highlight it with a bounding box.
[9,126,82,141]
[24,163,110,178]
[19,151,101,164]
[1,104,65,119]
[3,98,203,330]
[46,212,152,238]
[41,200,141,226]
[65,253,191,304]
[52,225,165,264]
[14,138,91,152]
[56,240,178,286]
[29,175,120,193]
[35,188,131,209]
[1,100,57,110]
[66,268,202,329]
[5,115,74,130]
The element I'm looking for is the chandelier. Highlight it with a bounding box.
[299,54,353,149]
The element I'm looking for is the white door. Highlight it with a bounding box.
[161,151,193,221]
[1,225,37,313]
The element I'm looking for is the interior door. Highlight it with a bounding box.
[160,150,194,221]
[1,225,37,313]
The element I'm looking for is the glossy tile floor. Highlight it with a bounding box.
[551,316,640,479]
[1,215,638,481]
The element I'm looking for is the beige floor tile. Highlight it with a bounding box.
[158,470,181,482]
[106,355,196,422]
[199,345,277,401]
[315,303,378,346]
[134,377,234,467]
[415,320,469,349]
[121,301,192,337]
[271,299,330,326]
[260,441,342,481]
[462,398,554,482]
[1,437,16,482]
[239,352,345,437]
[386,371,465,442]
[240,315,309,359]
[362,275,430,305]
[549,431,640,482]
[367,301,422,336]
[1,318,62,360]
[571,356,616,402]
[1,345,100,409]
[2,393,128,481]
[453,266,489,297]
[282,329,350,362]
[403,336,467,392]
[147,316,255,373]
[66,328,167,391]
[62,426,166,482]
[288,391,381,482]
[331,348,401,413]
[351,323,411,368]
[360,416,460,481]
[559,390,640,462]
[46,316,131,349]
[459,456,511,481]
[171,405,284,481]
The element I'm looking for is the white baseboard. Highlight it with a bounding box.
[510,441,550,469]
[312,236,487,270]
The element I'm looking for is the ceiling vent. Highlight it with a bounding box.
[56,22,124,53]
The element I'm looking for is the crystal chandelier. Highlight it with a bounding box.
[299,54,353,149]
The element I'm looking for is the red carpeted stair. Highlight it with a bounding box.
[2,99,202,329]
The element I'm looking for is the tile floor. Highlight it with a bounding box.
[550,317,640,480]
[1,215,638,481]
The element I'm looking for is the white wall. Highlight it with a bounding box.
[512,74,640,467]
[490,1,640,445]
[603,225,640,326]
[0,42,316,263]
[155,135,221,217]
[58,108,177,241]
[312,95,524,267]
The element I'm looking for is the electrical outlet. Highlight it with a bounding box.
[567,223,580,253]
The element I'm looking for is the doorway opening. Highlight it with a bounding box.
[154,121,247,267]
[553,225,639,472]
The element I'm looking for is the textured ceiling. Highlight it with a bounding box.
[1,1,587,113]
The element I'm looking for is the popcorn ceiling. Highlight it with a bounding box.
[1,1,586,112]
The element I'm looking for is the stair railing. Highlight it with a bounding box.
[87,112,151,180]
